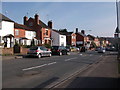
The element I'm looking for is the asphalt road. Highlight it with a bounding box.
[2,51,109,88]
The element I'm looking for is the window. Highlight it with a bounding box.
[45,29,48,35]
[15,30,19,35]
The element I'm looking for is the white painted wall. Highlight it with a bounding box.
[51,30,66,46]
[0,21,14,43]
[25,31,36,40]
[25,31,36,45]
[0,21,14,47]
[59,35,66,46]
[51,30,59,46]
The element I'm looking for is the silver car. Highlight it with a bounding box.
[27,46,52,58]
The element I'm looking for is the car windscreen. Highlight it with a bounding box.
[52,46,59,50]
[30,46,38,50]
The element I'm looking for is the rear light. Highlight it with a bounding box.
[36,50,39,52]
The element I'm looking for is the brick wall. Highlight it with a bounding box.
[2,48,14,55]
[1,47,28,55]
[20,47,28,54]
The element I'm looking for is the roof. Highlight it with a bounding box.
[29,17,50,29]
[87,34,95,40]
[0,13,14,22]
[15,23,34,31]
[76,32,86,37]
[52,29,66,35]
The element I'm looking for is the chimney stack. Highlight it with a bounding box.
[81,30,85,34]
[76,28,79,33]
[48,20,52,29]
[24,16,28,25]
[35,14,39,25]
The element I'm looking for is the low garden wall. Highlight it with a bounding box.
[1,47,29,55]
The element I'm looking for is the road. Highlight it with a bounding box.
[2,51,115,88]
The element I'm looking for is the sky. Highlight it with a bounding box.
[2,2,119,37]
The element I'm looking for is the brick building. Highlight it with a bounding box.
[23,14,52,45]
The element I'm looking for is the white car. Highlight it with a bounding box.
[27,46,52,58]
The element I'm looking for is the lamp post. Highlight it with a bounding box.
[116,0,120,59]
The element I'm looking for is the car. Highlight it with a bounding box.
[51,46,68,55]
[98,47,106,53]
[27,46,52,58]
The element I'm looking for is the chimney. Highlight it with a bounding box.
[24,16,28,25]
[81,30,85,34]
[48,20,52,29]
[35,14,39,25]
[76,28,78,33]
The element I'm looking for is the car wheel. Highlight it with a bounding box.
[59,52,62,56]
[38,54,41,58]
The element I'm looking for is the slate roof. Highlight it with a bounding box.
[15,23,34,31]
[0,13,14,22]
[29,17,50,29]
[52,29,67,35]
[76,32,86,37]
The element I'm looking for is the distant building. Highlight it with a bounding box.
[75,28,89,47]
[87,34,100,47]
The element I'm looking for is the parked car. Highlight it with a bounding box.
[51,46,68,55]
[71,47,79,52]
[27,46,52,58]
[98,47,106,53]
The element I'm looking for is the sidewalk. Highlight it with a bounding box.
[2,54,24,60]
[56,55,119,88]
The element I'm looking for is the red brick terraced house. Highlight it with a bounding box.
[14,23,37,45]
[23,14,52,45]
[75,28,89,47]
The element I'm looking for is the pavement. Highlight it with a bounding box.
[53,54,119,88]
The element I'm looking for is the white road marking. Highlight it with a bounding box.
[65,57,77,61]
[22,62,57,71]
[47,62,56,65]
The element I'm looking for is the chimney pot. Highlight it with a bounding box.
[48,20,52,29]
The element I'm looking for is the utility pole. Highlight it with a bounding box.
[116,0,120,59]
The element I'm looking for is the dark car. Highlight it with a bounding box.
[27,46,52,58]
[51,46,68,55]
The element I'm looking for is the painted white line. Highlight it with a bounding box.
[47,62,56,65]
[22,62,57,71]
[22,64,47,71]
[65,57,77,61]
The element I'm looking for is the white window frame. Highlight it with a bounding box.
[15,30,19,36]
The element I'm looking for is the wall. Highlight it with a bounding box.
[2,48,13,55]
[0,21,14,44]
[25,30,36,40]
[59,35,66,46]
[14,28,25,38]
[51,30,59,46]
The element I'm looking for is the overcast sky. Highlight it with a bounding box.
[2,2,119,37]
